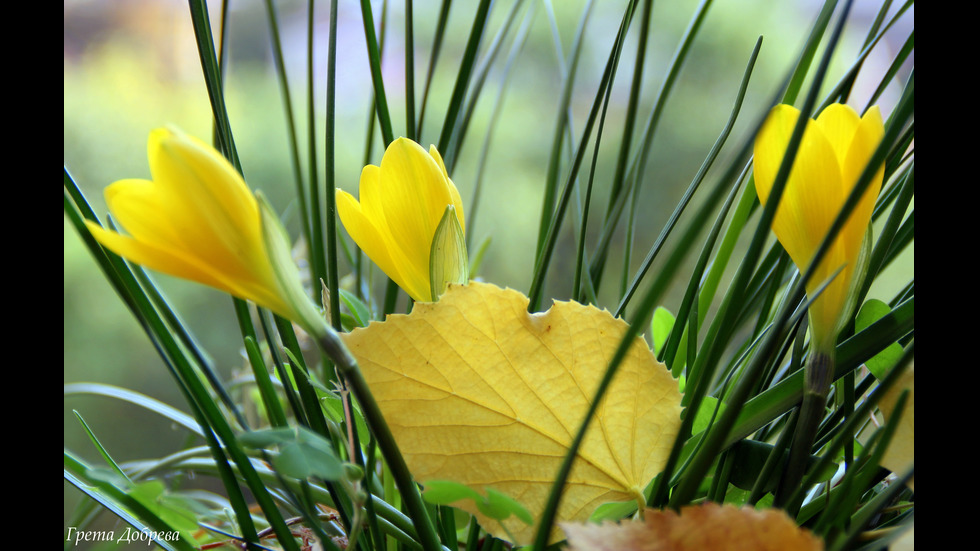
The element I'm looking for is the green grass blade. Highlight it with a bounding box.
[660,179,755,374]
[724,295,913,451]
[437,0,493,170]
[578,0,652,302]
[591,0,715,293]
[809,367,910,535]
[72,410,133,484]
[453,0,528,164]
[127,264,248,429]
[466,4,536,249]
[534,0,595,260]
[869,31,913,109]
[782,0,837,105]
[405,0,417,139]
[664,309,912,508]
[65,383,202,436]
[747,409,798,505]
[831,463,912,551]
[244,336,289,428]
[819,2,912,110]
[661,167,752,378]
[603,0,652,221]
[311,0,332,312]
[324,0,342,330]
[614,36,760,317]
[417,0,452,138]
[187,0,239,167]
[263,0,320,298]
[272,317,330,436]
[571,57,620,302]
[360,0,395,145]
[527,0,638,311]
[317,9,371,537]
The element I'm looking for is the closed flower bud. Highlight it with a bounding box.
[337,138,468,303]
[86,127,323,334]
[753,104,884,350]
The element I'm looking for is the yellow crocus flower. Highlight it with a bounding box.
[86,127,322,332]
[337,137,467,303]
[753,103,885,350]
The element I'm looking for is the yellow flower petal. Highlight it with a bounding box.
[753,104,800,206]
[85,221,255,301]
[102,178,186,250]
[753,104,884,348]
[428,144,466,229]
[146,128,263,257]
[357,164,391,234]
[87,127,319,330]
[337,137,467,303]
[336,186,407,295]
[756,106,843,273]
[840,106,885,257]
[812,103,861,166]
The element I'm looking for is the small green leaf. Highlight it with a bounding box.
[651,307,675,356]
[319,391,371,445]
[275,441,344,480]
[479,489,533,525]
[856,299,904,379]
[128,480,201,545]
[837,438,864,461]
[422,480,482,505]
[339,288,371,328]
[590,499,638,522]
[693,396,726,434]
[340,312,358,331]
[239,428,300,447]
[723,484,751,506]
[729,440,837,493]
[86,466,129,487]
[239,427,344,481]
[754,493,775,509]
[422,481,533,526]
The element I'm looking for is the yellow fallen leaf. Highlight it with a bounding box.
[878,363,914,491]
[562,503,824,551]
[341,282,682,544]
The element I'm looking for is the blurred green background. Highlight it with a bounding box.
[64,0,912,541]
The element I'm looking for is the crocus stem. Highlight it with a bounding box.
[775,349,835,514]
[309,322,443,551]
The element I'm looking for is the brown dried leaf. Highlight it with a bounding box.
[562,503,824,551]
